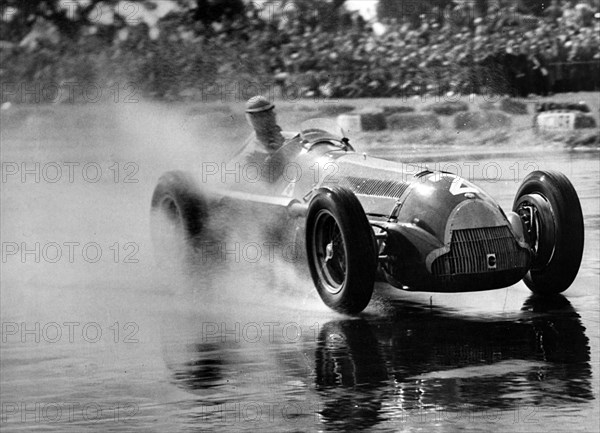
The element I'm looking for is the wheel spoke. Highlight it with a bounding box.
[329,220,336,244]
[312,211,347,292]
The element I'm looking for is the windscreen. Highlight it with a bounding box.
[300,118,346,142]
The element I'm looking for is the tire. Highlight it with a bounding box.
[315,320,386,388]
[314,320,386,430]
[513,170,584,295]
[150,171,208,266]
[522,295,589,364]
[306,187,377,314]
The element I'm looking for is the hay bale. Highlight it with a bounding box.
[186,105,231,116]
[500,98,528,115]
[293,104,318,112]
[386,112,441,130]
[318,104,356,117]
[356,109,387,131]
[380,105,416,115]
[424,101,469,116]
[337,114,362,133]
[179,88,203,100]
[478,101,497,111]
[454,111,512,130]
[535,101,591,113]
[574,113,597,129]
[187,111,239,130]
[337,110,387,132]
[0,107,33,129]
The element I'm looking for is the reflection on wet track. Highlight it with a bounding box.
[163,295,592,431]
[1,105,598,432]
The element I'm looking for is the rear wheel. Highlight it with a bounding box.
[306,187,377,314]
[513,170,584,295]
[150,171,208,268]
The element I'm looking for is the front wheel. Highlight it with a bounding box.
[306,187,377,314]
[513,170,584,295]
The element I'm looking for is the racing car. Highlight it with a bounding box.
[151,119,584,314]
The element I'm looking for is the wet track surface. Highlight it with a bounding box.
[1,105,599,432]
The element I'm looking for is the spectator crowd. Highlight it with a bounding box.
[1,0,599,101]
[242,0,600,98]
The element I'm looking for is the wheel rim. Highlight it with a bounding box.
[515,193,556,268]
[312,210,348,294]
[160,195,182,225]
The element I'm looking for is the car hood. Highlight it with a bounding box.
[322,152,508,242]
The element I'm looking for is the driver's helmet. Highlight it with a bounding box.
[246,95,274,113]
[244,96,284,152]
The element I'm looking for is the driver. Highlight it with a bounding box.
[242,96,288,182]
[245,95,285,153]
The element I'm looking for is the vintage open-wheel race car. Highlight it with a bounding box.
[151,119,584,314]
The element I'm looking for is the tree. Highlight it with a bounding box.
[275,0,348,28]
[377,0,490,24]
[377,0,452,22]
[517,0,551,16]
[0,0,128,40]
[191,0,246,26]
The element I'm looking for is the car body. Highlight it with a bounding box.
[151,119,584,314]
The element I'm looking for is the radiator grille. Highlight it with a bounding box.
[432,226,524,276]
[339,176,409,199]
